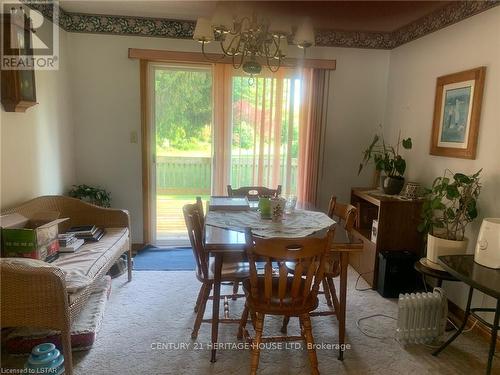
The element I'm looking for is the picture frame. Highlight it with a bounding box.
[430,67,486,159]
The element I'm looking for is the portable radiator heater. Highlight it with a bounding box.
[396,288,448,344]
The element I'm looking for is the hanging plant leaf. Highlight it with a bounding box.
[446,185,460,199]
[419,169,481,240]
[402,138,412,149]
[357,130,411,177]
[453,173,471,184]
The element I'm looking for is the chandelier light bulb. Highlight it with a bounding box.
[278,37,288,58]
[193,17,214,42]
[295,18,315,48]
[269,17,292,38]
[211,9,233,33]
[194,13,315,75]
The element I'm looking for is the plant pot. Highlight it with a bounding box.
[426,233,469,268]
[382,176,405,195]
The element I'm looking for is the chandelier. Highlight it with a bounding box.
[193,12,315,76]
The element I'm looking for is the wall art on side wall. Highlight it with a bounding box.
[430,66,486,159]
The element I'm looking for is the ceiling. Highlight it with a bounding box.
[59,1,453,33]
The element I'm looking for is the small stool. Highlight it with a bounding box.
[414,258,459,289]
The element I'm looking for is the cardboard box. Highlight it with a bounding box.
[1,212,67,260]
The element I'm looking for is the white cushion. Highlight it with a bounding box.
[0,257,88,293]
[53,228,129,293]
[2,228,129,294]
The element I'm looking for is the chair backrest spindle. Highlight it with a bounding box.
[227,185,282,201]
[245,227,334,307]
[327,195,357,232]
[183,202,209,280]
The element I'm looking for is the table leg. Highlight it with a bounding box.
[338,252,349,361]
[210,254,223,363]
[433,286,474,357]
[486,299,500,375]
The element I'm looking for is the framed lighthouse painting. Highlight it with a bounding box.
[430,67,486,159]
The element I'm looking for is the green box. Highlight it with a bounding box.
[0,212,67,259]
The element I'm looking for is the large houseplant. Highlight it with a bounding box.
[358,130,412,195]
[418,169,482,265]
[68,184,111,207]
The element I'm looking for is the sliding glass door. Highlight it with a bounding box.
[151,64,213,245]
[148,63,304,245]
[230,72,301,196]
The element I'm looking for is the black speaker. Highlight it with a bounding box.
[377,251,418,298]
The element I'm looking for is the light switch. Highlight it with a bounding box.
[130,130,138,144]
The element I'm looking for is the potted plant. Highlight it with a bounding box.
[418,169,482,266]
[68,184,111,207]
[358,130,412,195]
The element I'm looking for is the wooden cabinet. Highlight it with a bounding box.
[350,188,423,288]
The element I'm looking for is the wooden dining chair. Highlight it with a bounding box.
[322,196,357,309]
[238,227,334,375]
[281,196,357,333]
[198,194,245,300]
[183,201,249,339]
[227,185,282,201]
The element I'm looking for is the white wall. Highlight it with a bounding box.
[68,35,200,243]
[384,7,500,310]
[318,48,389,210]
[68,33,390,242]
[1,28,75,209]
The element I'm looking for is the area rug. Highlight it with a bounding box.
[2,270,498,374]
[133,246,195,271]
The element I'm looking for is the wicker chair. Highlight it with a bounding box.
[238,227,334,375]
[227,185,282,201]
[1,195,132,375]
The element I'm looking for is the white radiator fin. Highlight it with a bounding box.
[396,288,448,344]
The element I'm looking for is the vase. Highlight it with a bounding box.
[271,197,286,222]
[382,176,405,195]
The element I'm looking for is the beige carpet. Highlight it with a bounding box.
[2,268,498,375]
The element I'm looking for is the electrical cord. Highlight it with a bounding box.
[352,269,487,348]
[424,320,479,348]
[354,269,481,344]
[354,271,374,291]
[356,314,397,339]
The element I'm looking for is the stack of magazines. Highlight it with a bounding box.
[58,233,84,253]
[66,225,105,243]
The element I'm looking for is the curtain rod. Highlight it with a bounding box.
[128,48,336,70]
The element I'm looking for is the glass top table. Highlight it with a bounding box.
[439,255,500,299]
[434,254,500,375]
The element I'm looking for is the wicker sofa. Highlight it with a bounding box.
[0,196,133,375]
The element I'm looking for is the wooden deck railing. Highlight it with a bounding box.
[156,156,297,195]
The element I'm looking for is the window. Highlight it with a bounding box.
[229,71,302,195]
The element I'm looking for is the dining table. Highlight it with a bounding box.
[203,207,363,362]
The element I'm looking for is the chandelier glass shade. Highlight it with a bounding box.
[193,13,315,75]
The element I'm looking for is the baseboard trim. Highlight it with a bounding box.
[448,299,500,346]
